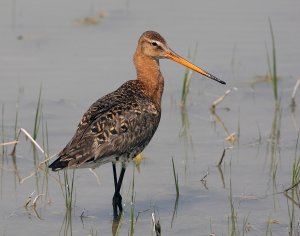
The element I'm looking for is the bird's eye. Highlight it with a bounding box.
[151,41,158,47]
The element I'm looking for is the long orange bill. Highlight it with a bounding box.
[165,50,226,85]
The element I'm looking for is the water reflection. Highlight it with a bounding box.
[216,147,233,189]
[209,90,236,190]
[210,107,236,146]
[111,216,120,236]
[217,165,226,188]
[24,194,44,220]
[9,126,51,196]
[179,105,194,174]
[60,208,73,236]
[266,102,281,197]
[170,194,179,228]
[200,170,209,190]
[290,79,300,132]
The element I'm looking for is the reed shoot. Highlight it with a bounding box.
[60,170,76,209]
[171,157,179,197]
[181,44,198,107]
[129,168,136,236]
[33,85,43,140]
[267,18,278,101]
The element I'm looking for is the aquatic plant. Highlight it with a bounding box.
[33,85,43,140]
[171,157,179,197]
[267,18,278,101]
[181,44,198,107]
[128,167,136,236]
[58,170,76,210]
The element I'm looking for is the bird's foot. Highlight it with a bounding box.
[112,192,123,218]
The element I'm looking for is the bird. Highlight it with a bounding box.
[49,31,226,218]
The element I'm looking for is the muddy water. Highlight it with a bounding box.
[1,0,300,235]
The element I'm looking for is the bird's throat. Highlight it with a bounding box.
[133,52,164,106]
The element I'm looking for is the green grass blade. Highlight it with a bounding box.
[268,18,278,101]
[33,85,42,140]
[180,44,198,107]
[171,157,179,197]
[1,105,4,156]
[129,167,136,236]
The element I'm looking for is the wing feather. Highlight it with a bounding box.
[50,80,160,170]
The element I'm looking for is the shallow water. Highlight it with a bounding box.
[1,0,300,235]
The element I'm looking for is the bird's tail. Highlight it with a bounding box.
[49,157,69,171]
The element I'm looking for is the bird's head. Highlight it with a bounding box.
[138,30,226,85]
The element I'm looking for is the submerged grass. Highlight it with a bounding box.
[88,228,98,236]
[285,133,300,236]
[267,101,282,196]
[291,134,300,199]
[179,103,195,176]
[58,169,76,210]
[5,86,53,204]
[228,174,237,236]
[60,205,73,236]
[227,163,252,236]
[113,212,124,236]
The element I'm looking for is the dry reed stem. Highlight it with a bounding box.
[226,132,237,145]
[89,168,101,185]
[32,194,45,206]
[20,171,35,184]
[11,127,57,168]
[265,218,280,224]
[73,11,107,27]
[12,128,45,155]
[0,140,19,146]
[210,91,237,145]
[292,79,300,98]
[152,212,161,235]
[291,78,300,111]
[210,110,229,134]
[24,191,35,207]
[210,89,231,112]
[38,154,56,167]
[8,128,58,183]
[151,212,156,232]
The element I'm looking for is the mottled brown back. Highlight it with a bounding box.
[49,80,161,170]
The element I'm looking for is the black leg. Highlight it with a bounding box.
[116,167,126,193]
[112,163,118,217]
[112,163,117,190]
[112,165,126,218]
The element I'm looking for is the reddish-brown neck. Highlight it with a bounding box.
[133,45,164,106]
